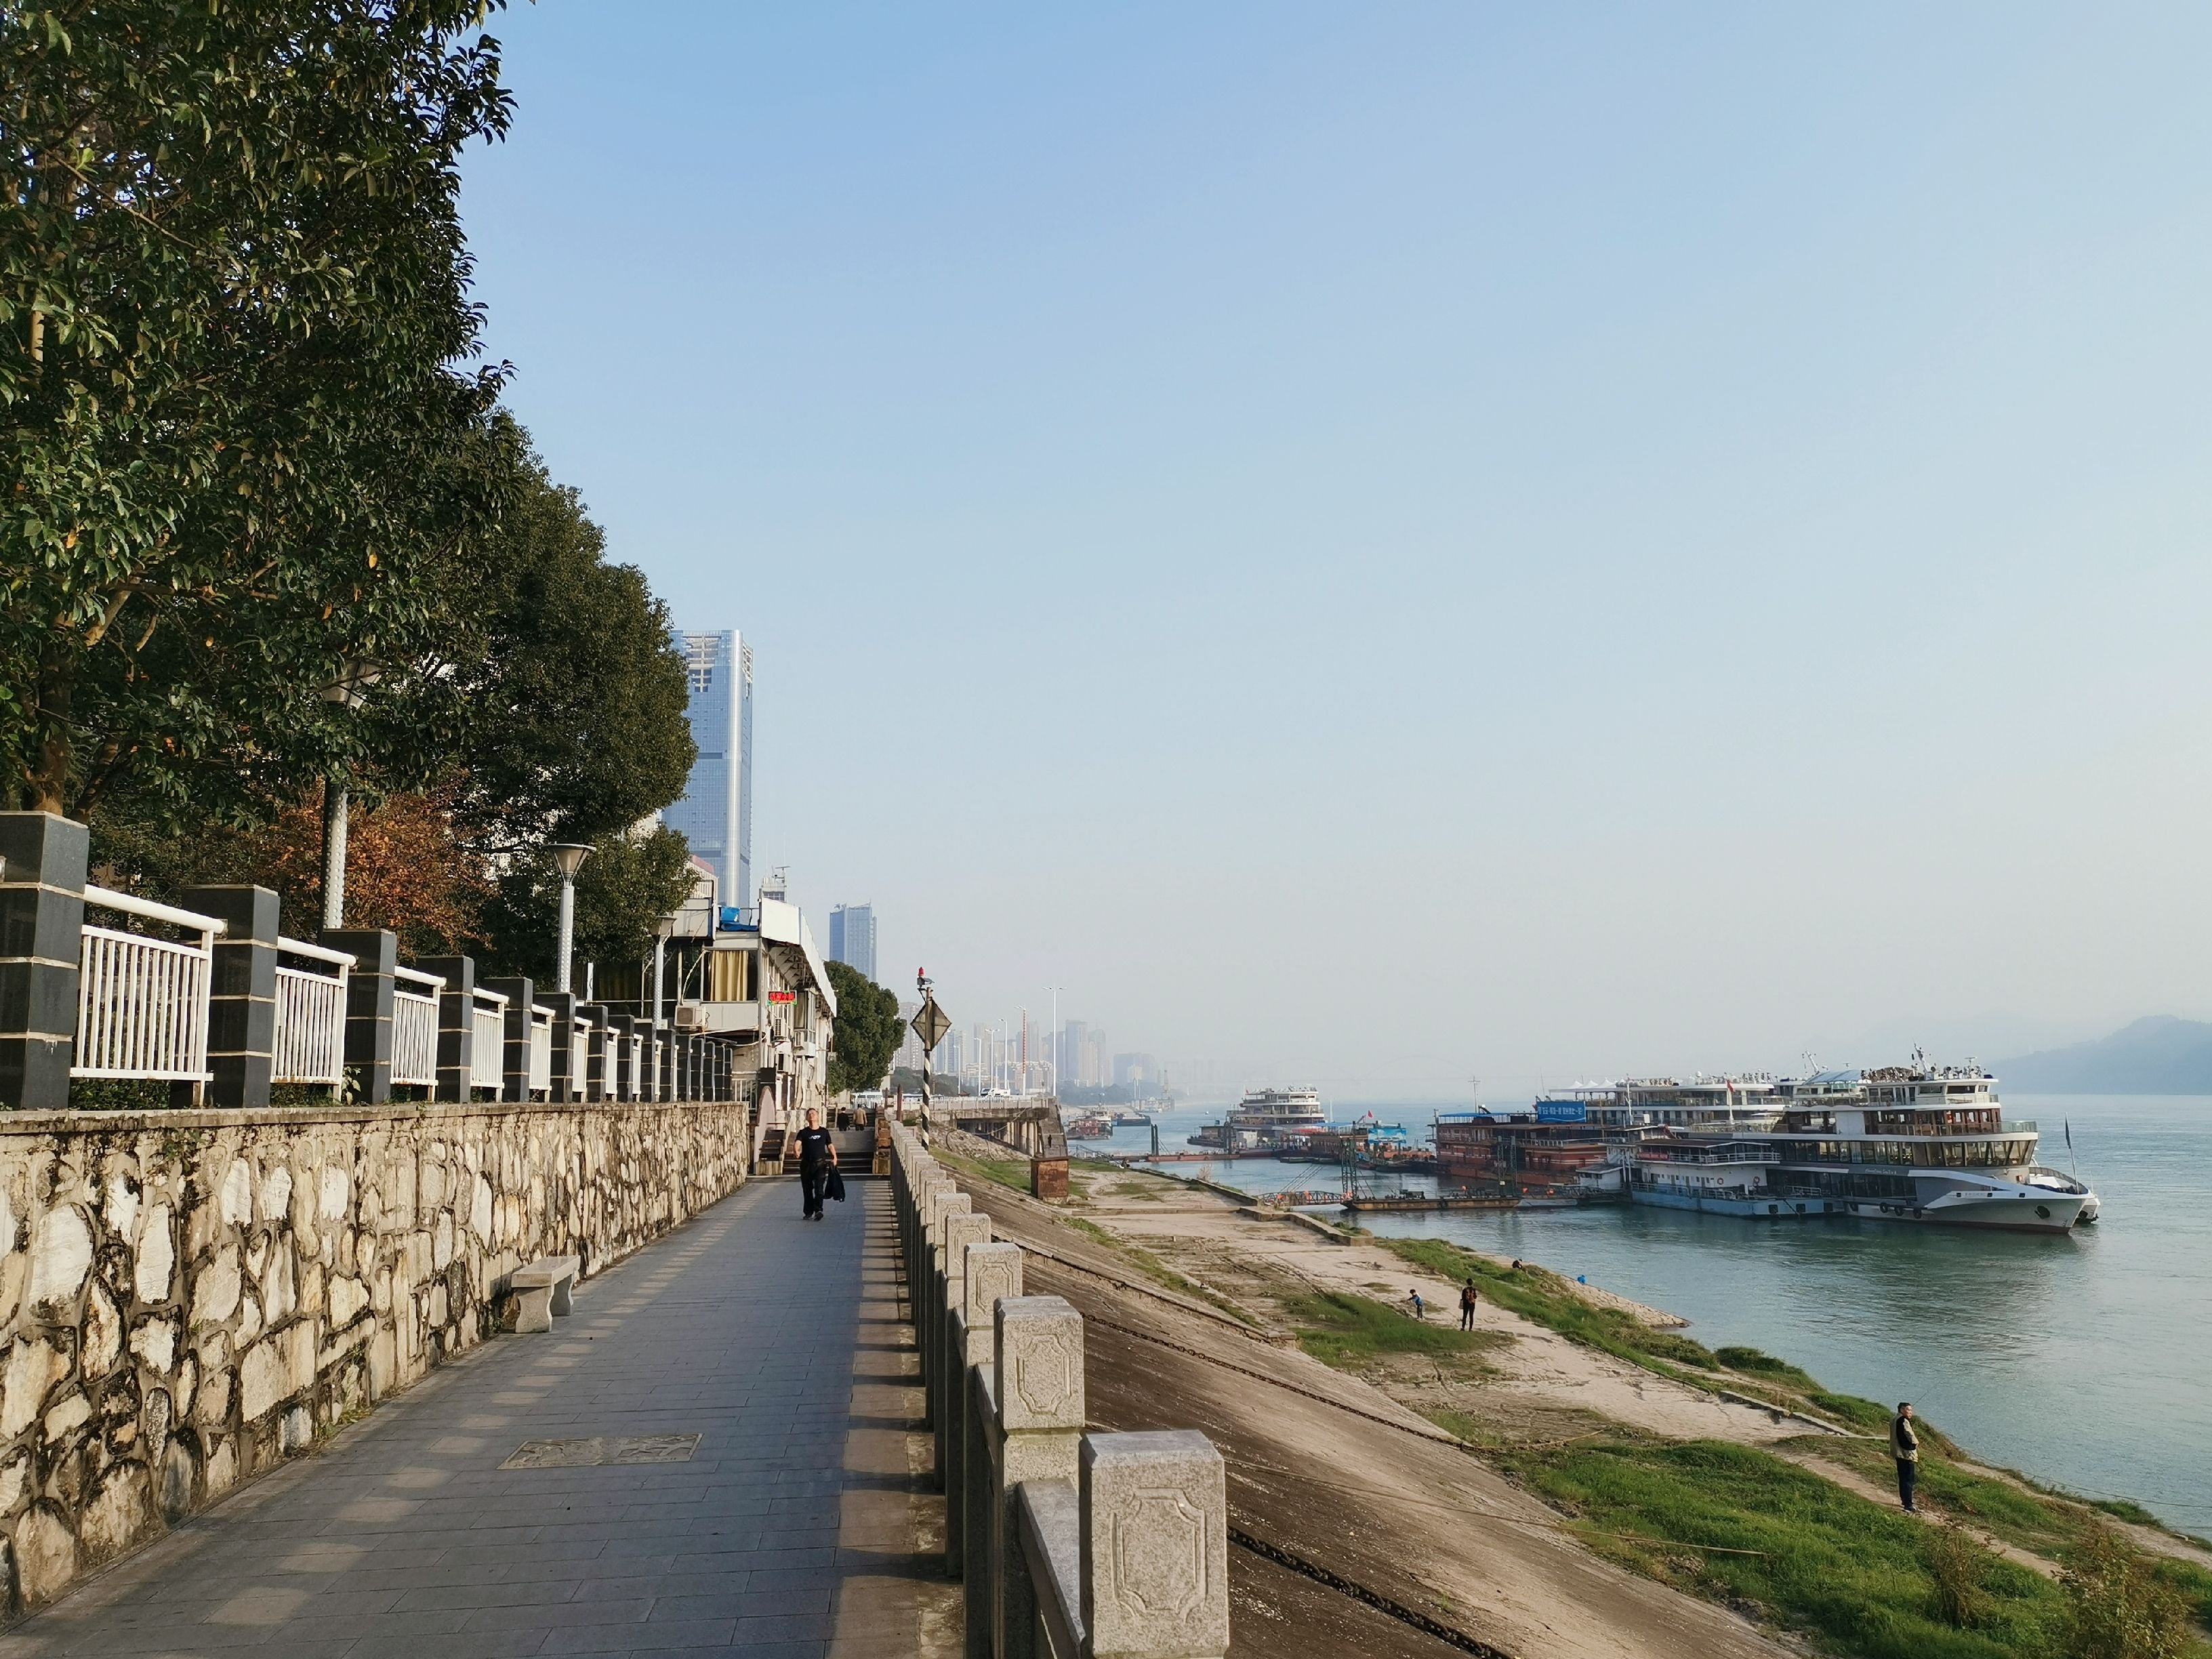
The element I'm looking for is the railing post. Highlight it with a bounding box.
[180,885,279,1109]
[607,1012,636,1101]
[923,1189,972,1451]
[581,1004,609,1100]
[482,975,535,1102]
[994,1295,1086,1659]
[415,954,476,1103]
[541,990,581,1101]
[323,927,397,1103]
[958,1241,1021,1650]
[938,1212,990,1570]
[1080,1431,1231,1659]
[0,813,87,1110]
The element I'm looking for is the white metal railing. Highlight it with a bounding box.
[528,1005,552,1094]
[272,937,353,1086]
[73,884,226,1086]
[392,966,444,1087]
[469,989,508,1092]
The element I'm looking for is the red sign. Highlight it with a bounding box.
[769,990,796,1004]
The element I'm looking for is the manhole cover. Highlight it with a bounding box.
[499,1434,701,1470]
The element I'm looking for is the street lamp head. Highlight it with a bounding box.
[549,842,592,879]
[319,656,383,709]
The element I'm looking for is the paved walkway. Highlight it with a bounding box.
[0,1178,960,1658]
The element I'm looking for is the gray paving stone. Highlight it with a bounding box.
[0,1180,955,1658]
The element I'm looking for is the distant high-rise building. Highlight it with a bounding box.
[665,631,753,907]
[828,904,878,981]
[1057,1020,1088,1090]
[1113,1052,1158,1092]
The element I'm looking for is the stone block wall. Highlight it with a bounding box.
[0,1098,751,1610]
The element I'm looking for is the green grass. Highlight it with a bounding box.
[935,1147,1033,1195]
[1508,1438,2068,1658]
[1717,1345,1822,1391]
[1377,1235,1720,1375]
[1286,1290,1502,1370]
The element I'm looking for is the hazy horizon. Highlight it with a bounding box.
[461,5,2212,1095]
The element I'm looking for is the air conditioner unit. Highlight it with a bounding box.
[674,1003,709,1029]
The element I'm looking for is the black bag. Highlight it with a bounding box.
[825,1166,847,1204]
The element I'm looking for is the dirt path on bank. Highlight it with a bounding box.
[1082,1177,1828,1449]
[949,1172,1793,1659]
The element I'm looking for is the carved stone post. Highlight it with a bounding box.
[994,1295,1085,1659]
[938,1211,990,1572]
[1081,1431,1231,1658]
[959,1242,1022,1652]
[922,1188,972,1447]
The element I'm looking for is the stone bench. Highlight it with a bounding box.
[510,1254,580,1333]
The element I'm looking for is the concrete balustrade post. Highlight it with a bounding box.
[415,954,477,1102]
[0,813,88,1111]
[994,1295,1086,1659]
[923,1189,972,1447]
[958,1242,1023,1652]
[481,976,536,1101]
[322,928,398,1103]
[180,885,280,1109]
[937,1211,991,1568]
[1080,1431,1232,1659]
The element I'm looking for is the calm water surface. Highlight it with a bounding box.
[1081,1095,2212,1532]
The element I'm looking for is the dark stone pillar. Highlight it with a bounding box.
[180,886,279,1109]
[323,928,397,1103]
[416,954,476,1102]
[482,977,537,1102]
[0,813,88,1110]
[581,1004,609,1101]
[541,991,581,1102]
[606,1013,636,1103]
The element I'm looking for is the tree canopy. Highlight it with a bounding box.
[825,962,903,1096]
[3,0,512,818]
[475,823,698,986]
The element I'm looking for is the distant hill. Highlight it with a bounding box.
[1994,1017,2212,1094]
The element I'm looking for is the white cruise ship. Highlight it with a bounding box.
[1189,1085,1329,1150]
[1578,1062,2099,1232]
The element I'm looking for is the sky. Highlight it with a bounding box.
[459,3,2212,1101]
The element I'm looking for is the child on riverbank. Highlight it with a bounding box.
[1406,1288,1426,1320]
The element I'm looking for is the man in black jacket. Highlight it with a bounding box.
[793,1107,837,1221]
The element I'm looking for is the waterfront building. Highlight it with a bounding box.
[829,903,878,981]
[665,630,754,907]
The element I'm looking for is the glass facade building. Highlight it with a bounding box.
[666,630,752,909]
[828,903,877,982]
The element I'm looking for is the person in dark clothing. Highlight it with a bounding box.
[794,1108,836,1221]
[1891,1401,1919,1512]
[1459,1279,1479,1332]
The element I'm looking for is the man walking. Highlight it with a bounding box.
[794,1107,836,1221]
[1890,1401,1920,1513]
[1458,1278,1479,1332]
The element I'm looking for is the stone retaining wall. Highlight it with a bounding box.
[0,1098,752,1610]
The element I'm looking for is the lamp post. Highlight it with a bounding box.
[549,842,592,994]
[317,657,382,931]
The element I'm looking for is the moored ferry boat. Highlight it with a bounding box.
[1576,1061,2098,1231]
[1190,1085,1328,1151]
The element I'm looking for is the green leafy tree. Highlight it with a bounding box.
[478,823,697,985]
[3,1,514,818]
[430,417,695,854]
[825,961,902,1095]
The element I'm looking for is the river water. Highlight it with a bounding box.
[1080,1094,2211,1533]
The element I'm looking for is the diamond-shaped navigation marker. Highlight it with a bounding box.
[912,995,952,1051]
[499,1433,700,1470]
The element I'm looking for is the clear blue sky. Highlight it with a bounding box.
[462,3,2212,1099]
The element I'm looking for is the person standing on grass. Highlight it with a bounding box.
[1458,1279,1479,1332]
[794,1107,836,1221]
[1891,1401,1920,1513]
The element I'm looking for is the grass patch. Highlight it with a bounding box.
[934,1147,1032,1195]
[1717,1345,1822,1391]
[1378,1235,1719,1376]
[1507,1437,2068,1658]
[1288,1290,1500,1370]
[1057,1216,1258,1326]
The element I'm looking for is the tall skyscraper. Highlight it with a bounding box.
[828,904,878,981]
[665,631,753,907]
